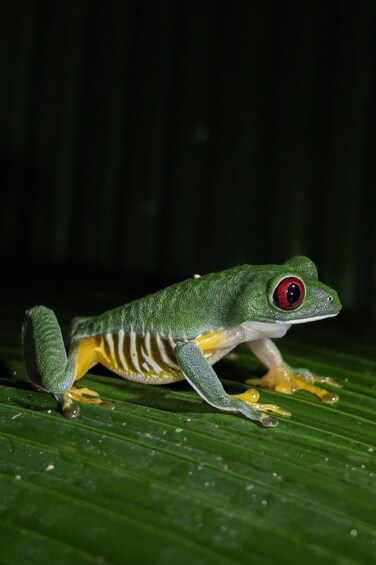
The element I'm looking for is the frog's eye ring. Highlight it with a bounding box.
[273,277,305,310]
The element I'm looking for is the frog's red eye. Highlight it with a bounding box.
[273,277,305,310]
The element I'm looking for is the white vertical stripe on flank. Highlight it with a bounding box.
[143,332,163,374]
[156,334,180,370]
[106,332,115,362]
[117,329,128,371]
[130,329,142,374]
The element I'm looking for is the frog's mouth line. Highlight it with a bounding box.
[282,313,338,325]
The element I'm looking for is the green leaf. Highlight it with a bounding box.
[0,307,376,564]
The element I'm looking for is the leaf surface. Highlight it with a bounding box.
[0,307,375,564]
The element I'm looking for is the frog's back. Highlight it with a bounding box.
[72,265,263,341]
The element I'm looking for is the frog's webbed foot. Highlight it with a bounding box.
[54,387,115,418]
[294,369,341,389]
[246,365,340,404]
[232,388,292,418]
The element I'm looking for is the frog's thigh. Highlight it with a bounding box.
[174,341,278,427]
[22,306,76,394]
[22,307,107,417]
[55,336,112,417]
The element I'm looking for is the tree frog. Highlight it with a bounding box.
[22,256,341,427]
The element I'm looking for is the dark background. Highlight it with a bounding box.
[1,1,375,320]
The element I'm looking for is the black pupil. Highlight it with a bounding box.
[287,283,300,305]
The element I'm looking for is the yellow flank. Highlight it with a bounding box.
[72,329,236,386]
[71,336,100,383]
[82,330,184,385]
[193,330,228,353]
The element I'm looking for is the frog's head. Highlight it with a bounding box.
[236,256,341,325]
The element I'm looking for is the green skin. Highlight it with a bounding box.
[22,256,342,426]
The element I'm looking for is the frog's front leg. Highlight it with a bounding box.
[246,338,340,404]
[22,306,109,417]
[175,341,290,427]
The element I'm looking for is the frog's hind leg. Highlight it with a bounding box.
[22,306,108,418]
[56,335,114,417]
